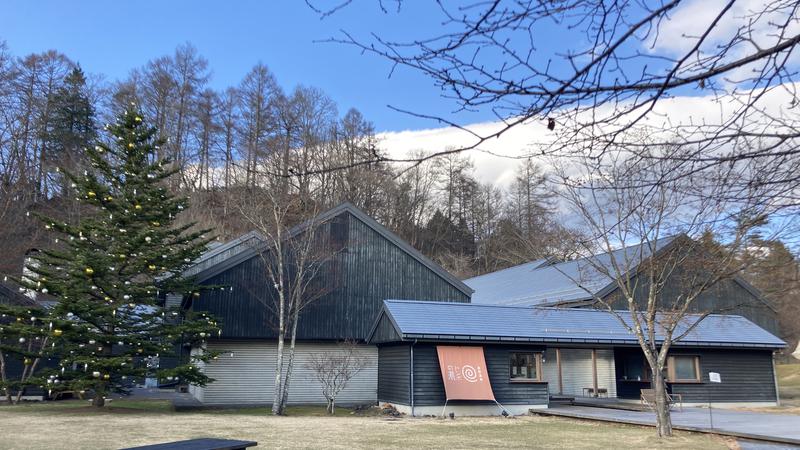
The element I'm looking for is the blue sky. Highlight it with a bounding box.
[0,0,499,132]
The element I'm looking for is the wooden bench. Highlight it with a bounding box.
[582,387,608,398]
[120,438,258,450]
[640,388,682,412]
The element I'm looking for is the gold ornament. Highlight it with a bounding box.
[148,264,157,271]
[128,142,134,148]
[135,116,142,122]
[134,204,142,210]
[103,374,110,380]
[24,358,32,365]
[53,329,63,336]
[85,267,94,275]
[87,191,96,198]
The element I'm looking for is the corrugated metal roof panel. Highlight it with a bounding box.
[378,299,785,348]
[463,236,677,306]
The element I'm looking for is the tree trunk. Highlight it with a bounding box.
[652,368,673,437]
[272,331,285,415]
[279,311,300,412]
[92,383,106,407]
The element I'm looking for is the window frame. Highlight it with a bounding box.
[508,352,543,383]
[666,355,702,383]
[622,361,651,382]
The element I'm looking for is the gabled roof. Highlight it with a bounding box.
[183,202,473,296]
[367,300,786,349]
[464,236,678,307]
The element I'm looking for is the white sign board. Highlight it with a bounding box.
[709,372,721,383]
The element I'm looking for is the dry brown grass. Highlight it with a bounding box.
[0,401,728,450]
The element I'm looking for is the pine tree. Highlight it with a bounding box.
[0,301,63,403]
[23,106,219,407]
[45,66,96,194]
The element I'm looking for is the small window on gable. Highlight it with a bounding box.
[667,355,701,382]
[329,215,349,252]
[509,352,542,382]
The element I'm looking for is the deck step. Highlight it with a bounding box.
[570,400,648,411]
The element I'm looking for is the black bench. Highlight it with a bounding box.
[120,438,258,450]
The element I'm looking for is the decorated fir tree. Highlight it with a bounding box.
[23,106,219,407]
[0,300,66,403]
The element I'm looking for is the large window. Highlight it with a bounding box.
[667,355,701,382]
[621,357,650,382]
[509,352,542,382]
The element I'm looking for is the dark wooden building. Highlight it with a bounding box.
[464,235,780,335]
[369,300,785,416]
[184,203,472,406]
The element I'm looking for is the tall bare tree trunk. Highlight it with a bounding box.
[271,289,286,415]
[279,308,301,411]
[652,367,673,437]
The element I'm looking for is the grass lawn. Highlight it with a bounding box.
[0,400,729,450]
[777,363,800,409]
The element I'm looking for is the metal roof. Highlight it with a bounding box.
[370,299,785,349]
[464,236,679,307]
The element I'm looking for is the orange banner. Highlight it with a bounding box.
[436,346,495,401]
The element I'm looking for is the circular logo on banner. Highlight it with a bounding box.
[462,365,480,382]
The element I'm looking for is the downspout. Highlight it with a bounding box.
[410,340,416,417]
[772,350,781,406]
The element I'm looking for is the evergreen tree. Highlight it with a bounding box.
[23,106,219,407]
[0,300,63,403]
[45,66,96,194]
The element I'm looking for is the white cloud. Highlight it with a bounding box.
[379,80,798,185]
[648,0,800,81]
[378,119,553,188]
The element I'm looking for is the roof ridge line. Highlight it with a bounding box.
[462,259,547,282]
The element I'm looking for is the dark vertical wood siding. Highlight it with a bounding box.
[410,344,549,406]
[668,348,777,403]
[193,211,470,340]
[377,344,411,404]
[603,273,779,335]
[371,314,402,343]
[614,347,777,402]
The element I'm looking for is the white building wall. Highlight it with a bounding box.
[188,346,205,403]
[191,340,378,406]
[542,348,616,398]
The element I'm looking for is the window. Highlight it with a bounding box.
[667,355,701,382]
[328,215,349,252]
[509,352,542,382]
[621,357,650,382]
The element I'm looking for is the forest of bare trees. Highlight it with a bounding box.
[0,41,581,281]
